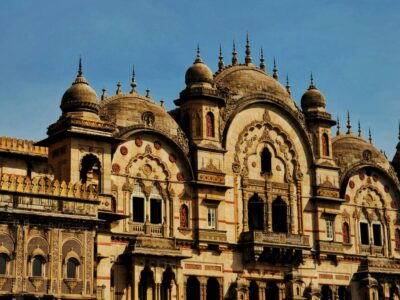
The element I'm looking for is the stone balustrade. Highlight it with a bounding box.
[0,136,48,156]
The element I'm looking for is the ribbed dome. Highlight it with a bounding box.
[332,134,386,168]
[301,83,326,111]
[60,71,99,115]
[185,55,213,87]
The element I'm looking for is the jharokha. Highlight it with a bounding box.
[1,38,400,300]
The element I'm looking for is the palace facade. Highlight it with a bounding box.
[1,40,400,300]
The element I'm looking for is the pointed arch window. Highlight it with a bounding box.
[206,112,215,137]
[180,205,189,228]
[342,222,350,244]
[272,196,287,233]
[32,256,45,277]
[132,183,145,223]
[80,154,101,191]
[67,258,79,279]
[248,193,264,231]
[322,133,330,156]
[261,148,272,174]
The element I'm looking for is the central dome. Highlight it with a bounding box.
[213,65,295,109]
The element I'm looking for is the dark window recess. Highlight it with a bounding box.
[261,148,272,174]
[272,197,287,233]
[373,224,382,246]
[150,198,162,224]
[248,193,264,231]
[0,255,6,275]
[132,197,145,222]
[67,258,79,279]
[32,256,43,277]
[360,223,369,245]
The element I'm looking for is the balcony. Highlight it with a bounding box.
[195,228,227,243]
[240,231,310,264]
[129,221,167,237]
[318,240,343,253]
[359,244,385,256]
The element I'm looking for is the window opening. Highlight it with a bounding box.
[272,197,287,233]
[207,207,216,229]
[32,256,44,277]
[373,223,382,246]
[67,258,79,279]
[248,193,264,230]
[180,205,189,228]
[360,222,370,245]
[322,133,330,156]
[0,255,6,275]
[261,148,272,174]
[206,112,215,137]
[150,198,162,224]
[80,154,101,191]
[326,219,334,240]
[342,222,350,244]
[132,197,145,222]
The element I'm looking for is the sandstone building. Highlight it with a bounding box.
[1,39,400,300]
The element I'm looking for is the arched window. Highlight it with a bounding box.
[272,197,287,233]
[80,154,101,191]
[194,113,201,137]
[67,258,79,279]
[261,148,272,174]
[248,193,264,231]
[0,254,7,275]
[322,133,330,156]
[180,205,189,228]
[206,112,215,137]
[132,183,145,223]
[32,256,44,277]
[396,229,400,249]
[342,222,350,244]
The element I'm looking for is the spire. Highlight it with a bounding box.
[346,111,352,134]
[78,56,83,77]
[398,120,400,142]
[369,128,373,144]
[358,121,362,137]
[101,88,107,101]
[260,47,266,71]
[218,44,224,71]
[309,72,316,89]
[195,44,202,63]
[336,116,342,136]
[245,33,252,65]
[285,74,291,95]
[272,58,278,80]
[232,40,238,66]
[130,65,137,93]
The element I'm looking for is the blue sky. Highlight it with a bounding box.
[0,0,400,157]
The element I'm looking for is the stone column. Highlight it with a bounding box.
[243,194,249,232]
[200,277,207,300]
[258,282,266,300]
[277,282,286,300]
[155,282,161,300]
[217,277,224,300]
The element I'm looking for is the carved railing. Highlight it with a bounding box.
[240,231,310,249]
[0,174,97,200]
[129,222,166,237]
[318,240,343,253]
[359,244,371,254]
[0,136,48,156]
[196,228,227,243]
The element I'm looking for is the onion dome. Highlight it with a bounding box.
[185,47,213,88]
[60,59,100,115]
[301,74,326,111]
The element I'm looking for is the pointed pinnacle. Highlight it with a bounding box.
[398,120,400,141]
[78,56,83,77]
[272,58,278,80]
[358,121,362,137]
[218,44,224,71]
[346,111,352,134]
[130,65,137,93]
[286,74,291,95]
[309,72,316,89]
[245,33,252,65]
[369,128,373,144]
[260,47,266,72]
[336,116,341,136]
[195,44,202,63]
[232,40,238,66]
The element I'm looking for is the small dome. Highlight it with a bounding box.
[60,71,99,115]
[301,82,326,111]
[185,55,213,87]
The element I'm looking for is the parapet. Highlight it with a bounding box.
[0,137,48,157]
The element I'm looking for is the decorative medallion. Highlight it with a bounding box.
[385,185,389,193]
[372,175,379,182]
[112,163,120,174]
[349,180,355,189]
[120,146,128,155]
[345,194,350,202]
[177,172,185,181]
[359,172,365,180]
[276,165,281,171]
[142,164,152,176]
[142,111,155,126]
[154,141,162,150]
[135,138,143,147]
[169,153,176,163]
[251,162,257,168]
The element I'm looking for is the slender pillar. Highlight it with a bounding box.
[258,282,266,300]
[243,195,249,232]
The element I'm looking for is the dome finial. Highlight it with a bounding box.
[194,44,203,63]
[101,88,107,101]
[309,72,316,89]
[130,65,137,93]
[336,116,342,136]
[146,88,151,98]
[286,74,291,95]
[245,33,252,65]
[232,40,238,66]
[273,58,278,80]
[116,82,122,95]
[260,47,266,71]
[369,128,373,144]
[218,44,224,71]
[346,111,352,134]
[358,120,362,137]
[78,56,83,77]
